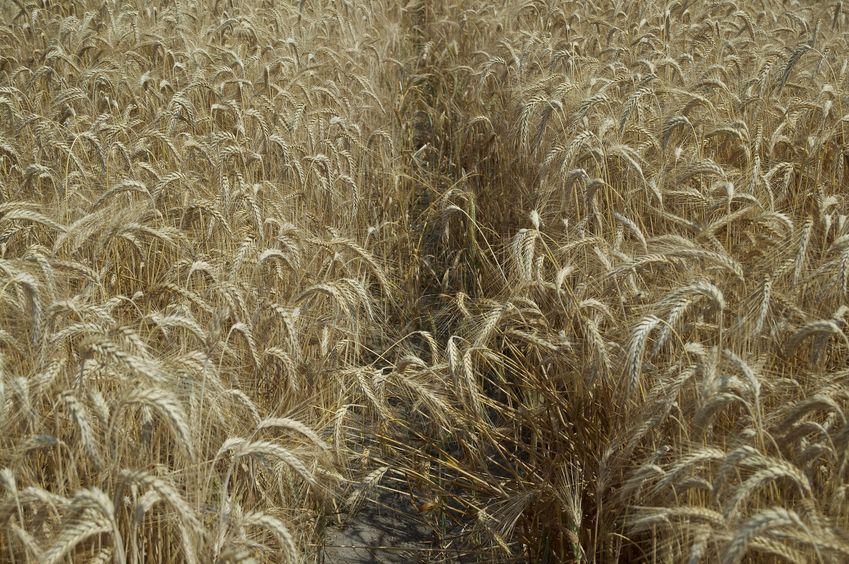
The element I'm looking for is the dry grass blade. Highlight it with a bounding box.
[241,511,299,563]
[722,508,808,564]
[256,417,329,452]
[216,438,318,487]
[43,511,112,564]
[114,388,195,461]
[626,316,662,395]
[786,320,849,357]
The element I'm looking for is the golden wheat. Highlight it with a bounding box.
[2,0,849,561]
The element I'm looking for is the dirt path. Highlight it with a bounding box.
[321,1,476,561]
[320,484,469,563]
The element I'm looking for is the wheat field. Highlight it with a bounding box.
[1,0,848,562]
